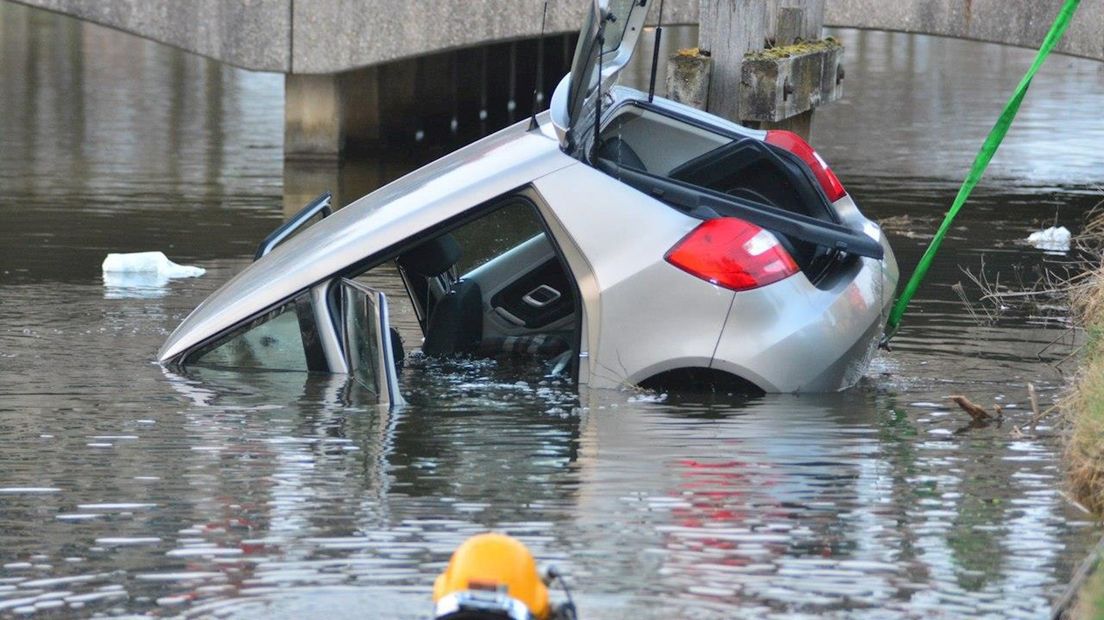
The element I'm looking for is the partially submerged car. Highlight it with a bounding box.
[158,0,898,403]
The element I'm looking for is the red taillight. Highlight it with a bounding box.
[765,130,847,202]
[665,218,799,291]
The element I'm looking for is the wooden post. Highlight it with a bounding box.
[696,0,834,140]
[666,50,713,111]
[697,0,768,124]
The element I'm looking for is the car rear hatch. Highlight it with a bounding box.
[550,0,886,282]
[590,101,886,276]
[552,0,650,158]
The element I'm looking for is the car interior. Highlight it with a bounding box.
[595,103,865,282]
[186,195,580,392]
[388,196,580,377]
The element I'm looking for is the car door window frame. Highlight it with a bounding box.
[183,292,328,372]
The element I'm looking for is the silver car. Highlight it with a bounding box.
[158,0,898,404]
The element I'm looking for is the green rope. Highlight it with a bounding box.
[884,0,1081,340]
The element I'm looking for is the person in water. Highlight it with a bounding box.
[433,533,576,620]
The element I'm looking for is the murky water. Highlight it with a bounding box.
[2,5,1103,618]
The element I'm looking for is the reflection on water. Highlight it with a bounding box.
[816,29,1104,188]
[1,4,1102,618]
[0,4,284,284]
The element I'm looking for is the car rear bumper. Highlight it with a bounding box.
[710,240,897,392]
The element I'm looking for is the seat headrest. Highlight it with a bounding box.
[397,233,461,277]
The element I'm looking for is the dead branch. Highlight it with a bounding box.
[1028,404,1057,431]
[949,395,995,422]
[978,288,1066,302]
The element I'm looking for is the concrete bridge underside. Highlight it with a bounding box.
[9,0,1104,74]
[11,0,1100,160]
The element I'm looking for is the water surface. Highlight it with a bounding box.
[1,6,1102,618]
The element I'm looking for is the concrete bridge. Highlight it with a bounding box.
[10,0,1103,73]
[9,0,1101,159]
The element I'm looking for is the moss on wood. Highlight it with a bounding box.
[675,47,708,59]
[744,37,842,62]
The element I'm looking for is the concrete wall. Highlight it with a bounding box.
[9,0,291,71]
[7,0,1102,73]
[291,0,697,74]
[3,0,696,73]
[824,0,1104,63]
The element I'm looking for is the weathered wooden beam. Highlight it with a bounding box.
[666,48,713,111]
[776,7,807,47]
[697,0,768,123]
[739,38,843,123]
[692,0,840,139]
[773,0,825,43]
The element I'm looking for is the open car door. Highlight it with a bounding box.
[337,279,405,407]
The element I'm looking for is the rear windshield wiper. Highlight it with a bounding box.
[596,159,884,261]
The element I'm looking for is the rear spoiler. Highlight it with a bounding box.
[597,160,884,261]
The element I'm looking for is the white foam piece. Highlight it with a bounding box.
[101,252,205,278]
[1026,226,1071,252]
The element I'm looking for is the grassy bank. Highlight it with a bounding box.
[1065,262,1104,516]
[1061,225,1104,618]
[1071,560,1104,620]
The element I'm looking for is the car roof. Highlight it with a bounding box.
[159,116,577,363]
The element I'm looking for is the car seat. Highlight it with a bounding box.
[397,234,483,357]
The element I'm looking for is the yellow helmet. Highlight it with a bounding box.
[433,533,551,620]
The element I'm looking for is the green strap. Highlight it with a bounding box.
[885,0,1081,339]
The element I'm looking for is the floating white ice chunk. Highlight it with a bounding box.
[1026,226,1071,252]
[101,252,204,298]
[101,251,204,278]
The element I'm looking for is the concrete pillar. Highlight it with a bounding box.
[767,110,813,137]
[285,67,384,160]
[285,73,345,160]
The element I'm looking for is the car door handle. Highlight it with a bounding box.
[522,285,561,308]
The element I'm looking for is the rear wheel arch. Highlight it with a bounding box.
[638,367,765,395]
